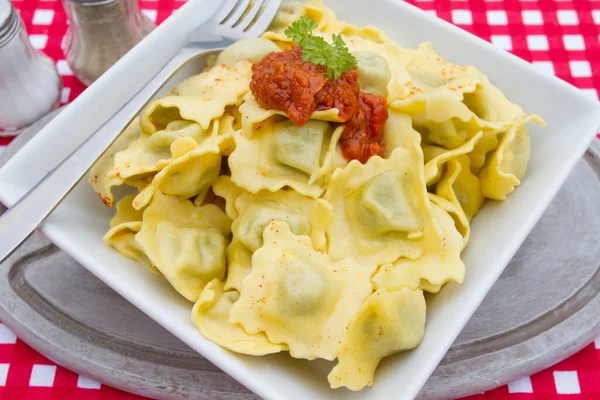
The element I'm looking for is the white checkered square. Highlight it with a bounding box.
[0,364,8,386]
[141,9,158,22]
[563,35,585,50]
[557,10,578,25]
[77,375,102,389]
[527,35,549,51]
[29,365,56,387]
[593,10,600,25]
[60,88,71,103]
[425,10,437,17]
[491,35,512,50]
[0,323,16,344]
[554,371,581,394]
[29,34,48,50]
[32,9,54,25]
[487,10,507,25]
[56,60,73,76]
[522,10,543,25]
[532,61,555,76]
[508,376,533,393]
[570,61,592,77]
[452,10,472,25]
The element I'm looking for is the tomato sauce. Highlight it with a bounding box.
[250,45,388,163]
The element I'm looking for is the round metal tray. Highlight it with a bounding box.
[0,109,599,400]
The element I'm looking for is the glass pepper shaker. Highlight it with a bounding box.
[0,0,62,132]
[61,0,155,86]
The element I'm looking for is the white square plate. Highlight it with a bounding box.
[1,1,599,399]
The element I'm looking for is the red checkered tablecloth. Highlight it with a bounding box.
[0,0,599,398]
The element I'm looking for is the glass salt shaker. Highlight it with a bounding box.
[0,0,62,132]
[62,0,155,86]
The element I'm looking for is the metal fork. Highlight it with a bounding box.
[0,0,282,263]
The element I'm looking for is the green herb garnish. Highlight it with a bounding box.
[284,16,357,80]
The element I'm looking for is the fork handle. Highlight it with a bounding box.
[0,44,222,264]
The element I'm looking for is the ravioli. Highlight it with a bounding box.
[428,193,470,247]
[436,154,485,222]
[230,221,375,360]
[103,195,153,269]
[213,175,333,290]
[89,120,144,207]
[216,38,281,67]
[135,192,231,302]
[390,95,511,150]
[405,42,481,100]
[423,131,483,185]
[479,114,544,200]
[325,136,433,266]
[354,51,392,97]
[132,122,232,210]
[371,203,466,291]
[328,287,426,390]
[149,61,253,131]
[229,111,338,198]
[192,279,287,355]
[344,36,415,101]
[263,0,341,41]
[111,120,208,187]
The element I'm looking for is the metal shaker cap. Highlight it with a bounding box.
[0,0,18,47]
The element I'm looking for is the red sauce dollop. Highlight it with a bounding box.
[250,45,388,163]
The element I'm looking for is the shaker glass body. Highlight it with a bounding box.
[0,1,62,131]
[62,0,155,86]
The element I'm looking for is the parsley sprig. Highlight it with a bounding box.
[284,16,357,80]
